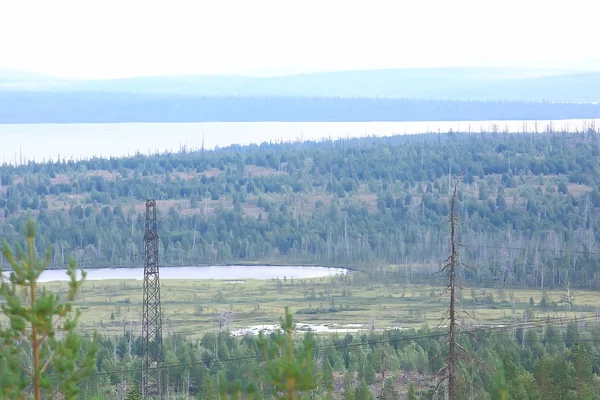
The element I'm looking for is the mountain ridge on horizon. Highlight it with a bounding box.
[1,66,600,104]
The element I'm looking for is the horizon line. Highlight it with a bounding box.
[2,65,599,82]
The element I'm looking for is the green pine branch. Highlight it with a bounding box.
[0,217,98,400]
[258,306,321,400]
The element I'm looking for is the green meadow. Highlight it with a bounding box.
[35,272,597,339]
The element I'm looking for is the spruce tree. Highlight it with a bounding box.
[0,217,98,399]
[125,385,142,400]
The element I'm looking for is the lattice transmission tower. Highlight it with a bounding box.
[141,199,164,398]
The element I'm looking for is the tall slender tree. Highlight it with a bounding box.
[0,217,98,399]
[258,306,320,400]
[435,179,470,400]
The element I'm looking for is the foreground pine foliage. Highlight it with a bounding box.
[0,218,98,399]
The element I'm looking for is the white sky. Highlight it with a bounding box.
[0,0,598,79]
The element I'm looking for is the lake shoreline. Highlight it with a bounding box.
[4,265,351,283]
[1,119,599,166]
[5,261,360,273]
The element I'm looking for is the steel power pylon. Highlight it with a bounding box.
[142,199,164,399]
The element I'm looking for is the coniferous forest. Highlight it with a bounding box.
[2,129,600,399]
[1,130,600,289]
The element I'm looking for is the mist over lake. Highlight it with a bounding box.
[1,119,599,165]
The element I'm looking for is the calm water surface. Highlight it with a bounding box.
[31,265,348,283]
[1,120,598,165]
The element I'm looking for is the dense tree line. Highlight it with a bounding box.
[26,315,600,399]
[1,92,600,123]
[3,172,600,398]
[6,234,600,400]
[1,130,600,289]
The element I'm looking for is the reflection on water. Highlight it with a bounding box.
[22,265,348,282]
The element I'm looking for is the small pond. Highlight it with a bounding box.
[26,265,349,283]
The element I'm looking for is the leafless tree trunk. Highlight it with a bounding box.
[436,179,466,400]
[561,279,575,310]
[116,380,128,400]
[447,181,458,400]
[184,372,193,398]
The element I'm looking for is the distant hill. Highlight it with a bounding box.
[1,67,599,122]
[1,67,599,102]
[1,130,600,290]
[1,92,600,123]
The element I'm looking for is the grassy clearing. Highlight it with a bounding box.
[29,273,600,339]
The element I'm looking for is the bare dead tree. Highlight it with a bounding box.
[184,372,193,398]
[446,179,459,399]
[434,178,471,400]
[115,380,129,400]
[560,279,575,311]
[216,310,233,333]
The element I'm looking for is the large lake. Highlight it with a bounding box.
[27,265,348,283]
[1,119,599,164]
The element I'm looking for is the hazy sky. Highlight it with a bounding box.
[1,0,597,79]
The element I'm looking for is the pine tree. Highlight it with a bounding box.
[342,371,355,400]
[354,379,375,400]
[322,358,334,391]
[572,343,593,398]
[198,375,220,399]
[0,217,98,400]
[381,377,400,400]
[488,362,508,400]
[406,383,418,400]
[258,306,320,400]
[218,370,259,400]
